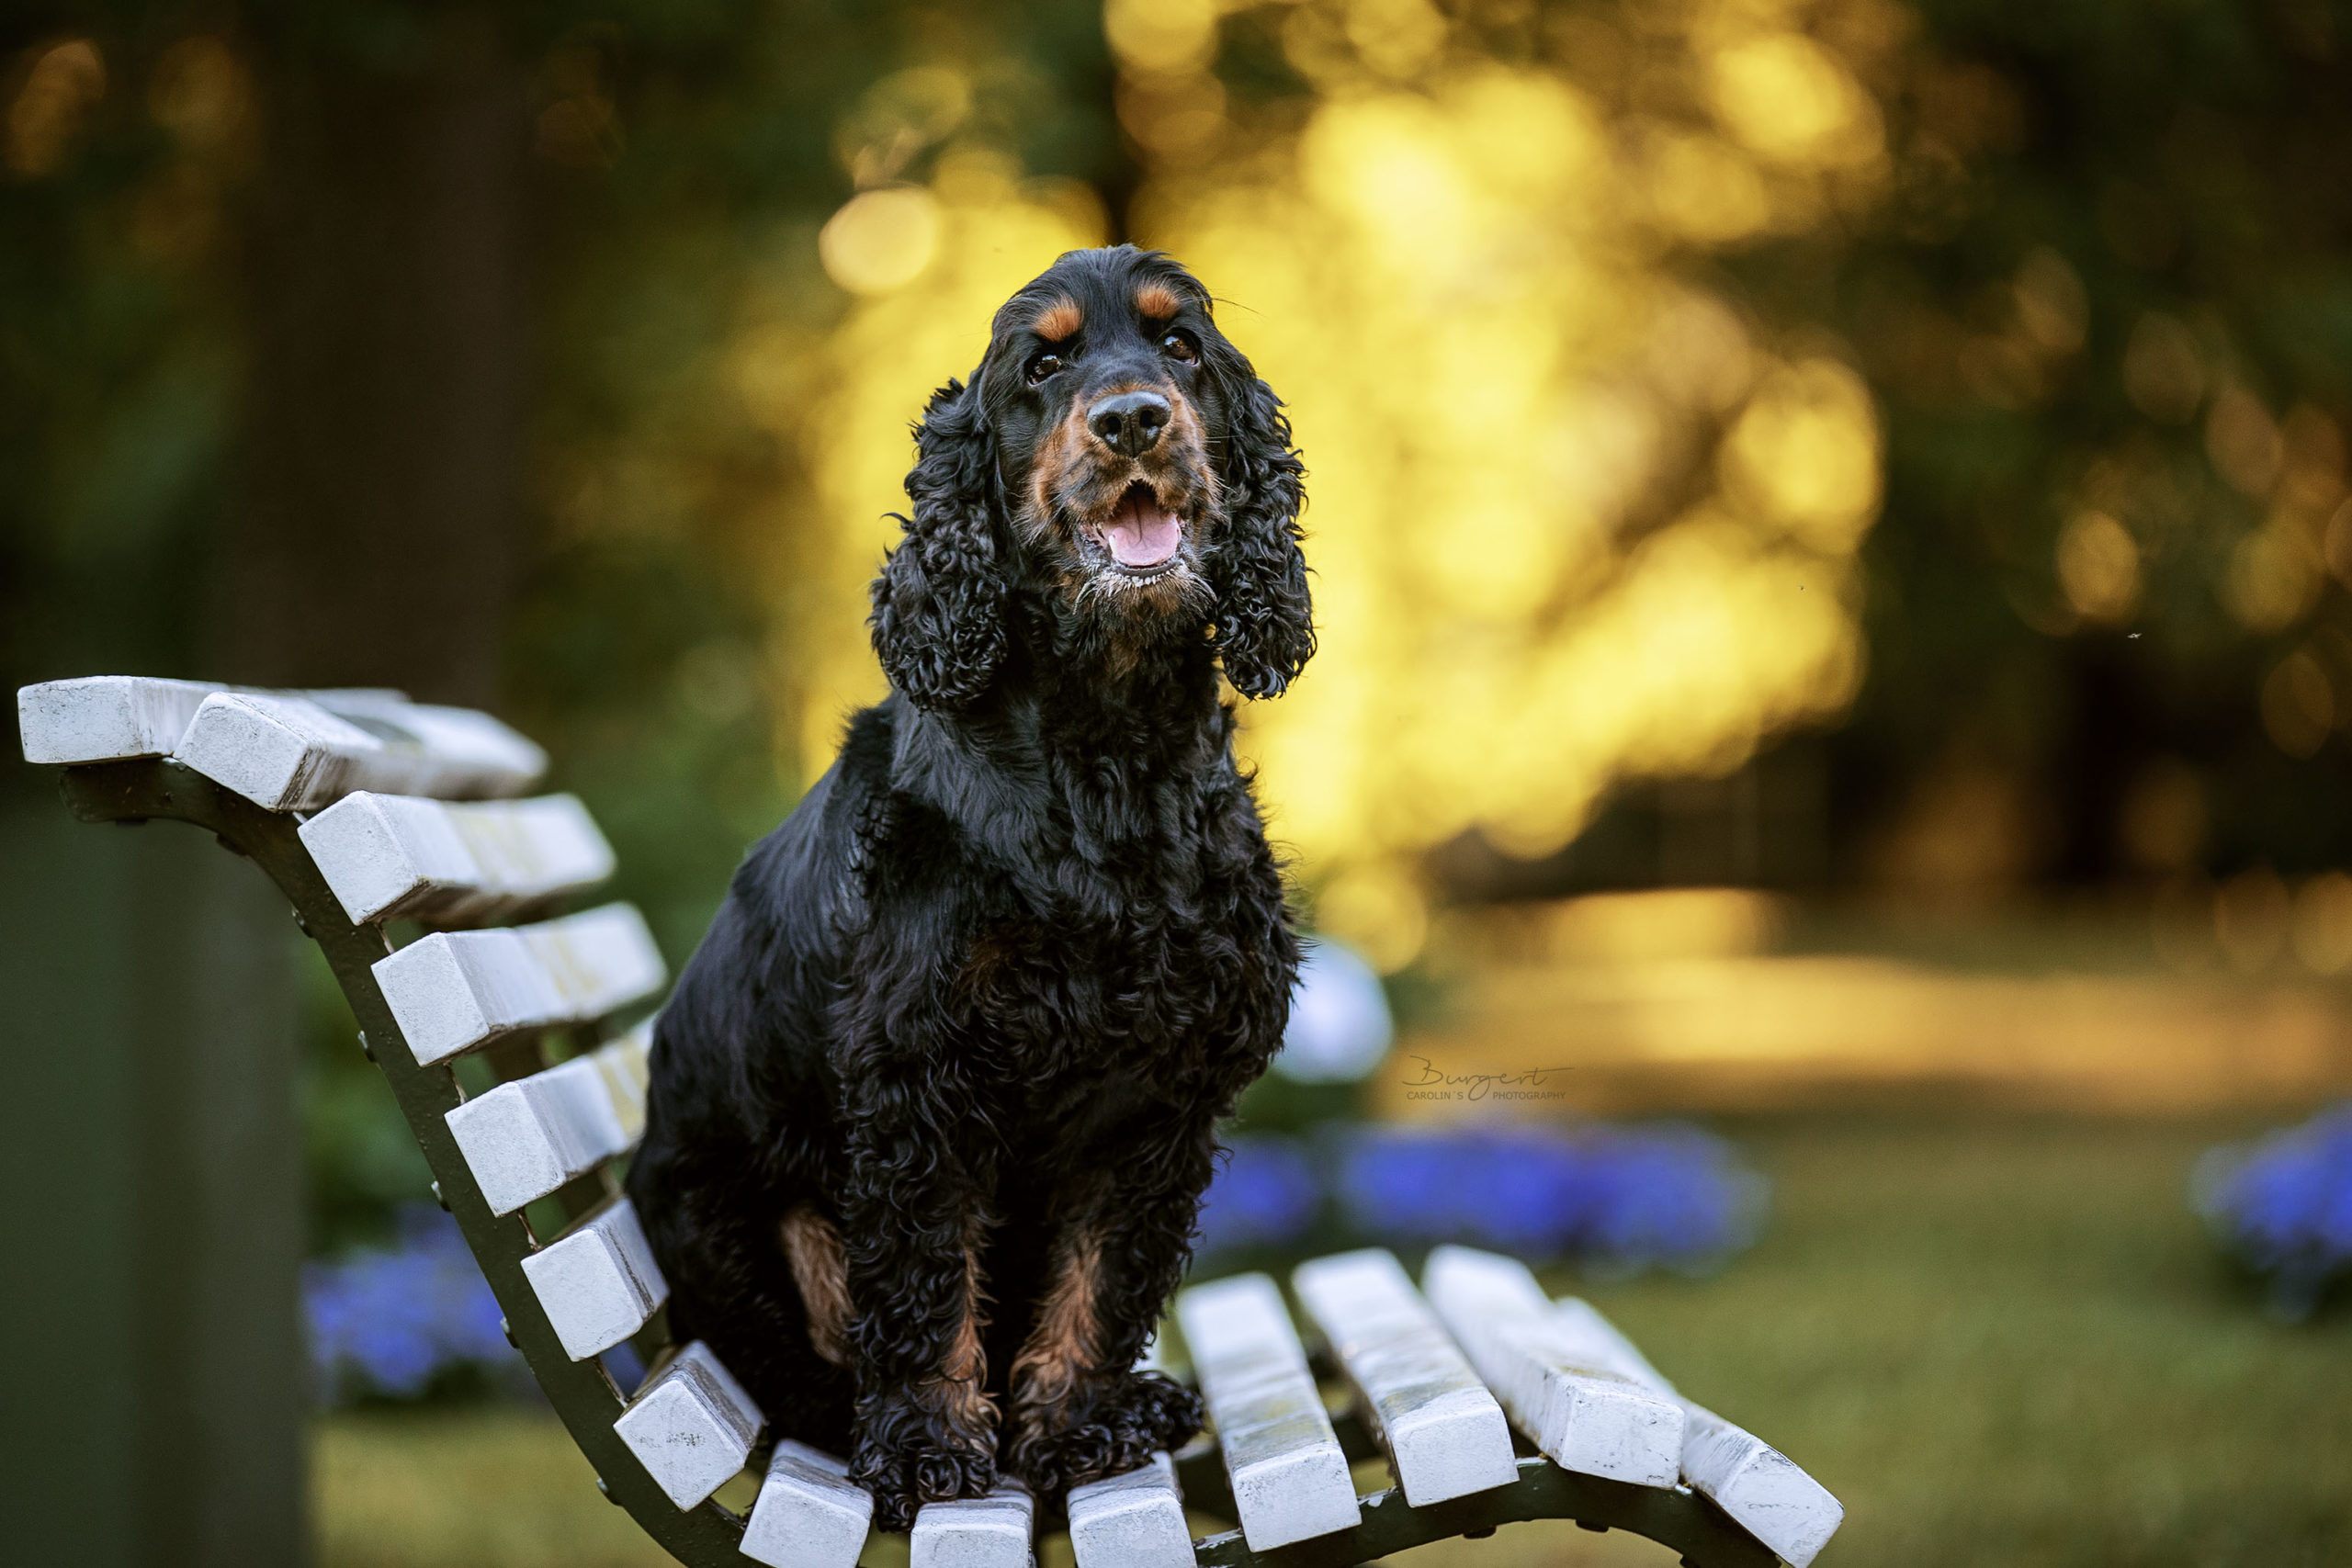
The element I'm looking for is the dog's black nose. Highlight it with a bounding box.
[1088,390,1171,457]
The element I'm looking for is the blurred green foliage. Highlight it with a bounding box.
[1806,0,2352,884]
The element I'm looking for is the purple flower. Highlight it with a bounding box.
[1336,1123,1763,1269]
[1194,1122,1765,1271]
[305,1205,520,1402]
[2196,1103,2352,1318]
[1197,1136,1325,1254]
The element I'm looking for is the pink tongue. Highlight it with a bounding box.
[1105,493,1181,568]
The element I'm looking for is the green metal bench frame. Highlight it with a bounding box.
[54,753,1777,1568]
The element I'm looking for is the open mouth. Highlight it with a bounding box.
[1089,482,1184,574]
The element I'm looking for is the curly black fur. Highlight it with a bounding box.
[627,246,1312,1529]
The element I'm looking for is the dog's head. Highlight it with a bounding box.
[871,245,1313,709]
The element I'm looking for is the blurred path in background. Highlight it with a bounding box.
[1380,892,2352,1119]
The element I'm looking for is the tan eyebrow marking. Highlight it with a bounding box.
[1032,297,1083,342]
[1135,280,1186,321]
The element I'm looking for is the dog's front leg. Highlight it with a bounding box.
[1002,1108,1215,1492]
[836,1053,1000,1531]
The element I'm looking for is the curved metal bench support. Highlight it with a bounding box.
[52,755,1782,1568]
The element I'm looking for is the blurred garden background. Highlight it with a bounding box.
[6,0,2352,1564]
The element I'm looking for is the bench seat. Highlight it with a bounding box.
[1175,1273,1363,1551]
[1293,1247,1518,1507]
[23,678,1843,1568]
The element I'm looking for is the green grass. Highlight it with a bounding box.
[315,1116,2352,1568]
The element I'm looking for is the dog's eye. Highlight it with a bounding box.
[1025,352,1065,386]
[1160,331,1198,364]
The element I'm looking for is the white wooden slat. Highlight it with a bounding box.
[909,1482,1035,1568]
[174,689,545,809]
[300,790,614,925]
[1544,1298,1675,1393]
[741,1441,874,1568]
[1172,1273,1362,1552]
[1292,1248,1517,1506]
[613,1339,764,1509]
[17,676,232,763]
[445,1021,651,1215]
[518,1196,668,1359]
[1678,1406,1845,1568]
[1420,1247,1683,1490]
[17,676,431,766]
[1548,1299,1844,1568]
[1067,1451,1189,1568]
[374,903,665,1066]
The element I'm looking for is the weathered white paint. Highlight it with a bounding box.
[1544,1298,1676,1393]
[612,1339,763,1509]
[1172,1272,1362,1552]
[300,791,614,925]
[17,676,231,764]
[1420,1247,1682,1490]
[741,1441,874,1568]
[518,1196,667,1359]
[174,689,545,809]
[1548,1297,1844,1568]
[909,1483,1035,1568]
[445,1020,652,1215]
[373,903,665,1066]
[1066,1451,1190,1568]
[1292,1248,1517,1506]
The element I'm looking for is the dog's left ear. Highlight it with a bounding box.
[1209,371,1315,699]
[869,371,1010,710]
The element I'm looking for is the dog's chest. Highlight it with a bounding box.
[962,904,1229,1068]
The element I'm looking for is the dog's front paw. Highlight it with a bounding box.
[851,1389,1000,1532]
[1007,1370,1204,1494]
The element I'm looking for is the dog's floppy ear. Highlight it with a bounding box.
[1209,371,1314,699]
[869,371,1009,710]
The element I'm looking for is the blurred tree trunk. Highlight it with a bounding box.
[0,16,537,1568]
[220,12,532,705]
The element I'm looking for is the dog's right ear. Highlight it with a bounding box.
[869,372,1010,710]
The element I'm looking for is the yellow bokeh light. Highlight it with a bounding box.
[818,186,944,296]
[1706,33,1883,169]
[779,154,1105,765]
[1722,360,1883,550]
[1104,0,1222,73]
[751,4,1894,968]
[1125,5,1890,942]
[6,38,106,177]
[2055,511,2141,623]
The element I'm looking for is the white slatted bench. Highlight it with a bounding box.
[21,672,1842,1568]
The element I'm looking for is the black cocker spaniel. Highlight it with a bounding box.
[627,244,1313,1529]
